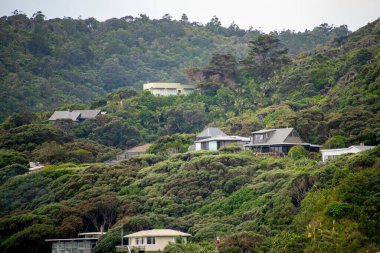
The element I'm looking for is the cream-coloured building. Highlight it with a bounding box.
[121,229,191,252]
[143,82,196,96]
[320,144,375,162]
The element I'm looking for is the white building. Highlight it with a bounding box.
[120,229,191,252]
[195,135,250,151]
[143,82,196,96]
[320,145,375,162]
[192,127,250,151]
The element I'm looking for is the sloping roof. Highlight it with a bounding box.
[253,128,294,144]
[195,135,250,143]
[49,111,81,121]
[352,145,376,151]
[126,143,152,153]
[72,110,101,119]
[197,127,227,138]
[321,145,376,152]
[125,229,191,238]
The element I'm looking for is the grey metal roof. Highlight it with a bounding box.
[72,110,101,119]
[49,111,81,121]
[253,128,294,144]
[197,127,227,138]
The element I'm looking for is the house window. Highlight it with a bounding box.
[135,238,144,245]
[147,237,156,244]
[201,142,209,150]
[254,134,264,143]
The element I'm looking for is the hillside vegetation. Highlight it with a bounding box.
[0,12,379,253]
[0,146,379,252]
[0,11,349,120]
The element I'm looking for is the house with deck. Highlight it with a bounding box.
[116,229,191,253]
[46,232,105,253]
[320,144,376,162]
[244,128,321,154]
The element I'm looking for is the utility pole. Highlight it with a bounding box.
[121,223,124,247]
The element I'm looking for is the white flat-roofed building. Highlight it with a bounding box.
[143,82,196,96]
[320,144,376,162]
[120,229,191,252]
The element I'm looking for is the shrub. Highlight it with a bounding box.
[324,202,352,219]
[288,146,308,159]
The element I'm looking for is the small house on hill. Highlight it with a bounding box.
[117,143,152,161]
[320,144,375,162]
[190,127,250,151]
[46,232,105,253]
[143,82,196,96]
[244,128,320,154]
[195,135,250,151]
[116,229,191,252]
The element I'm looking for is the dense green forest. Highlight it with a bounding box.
[0,11,379,253]
[0,11,350,120]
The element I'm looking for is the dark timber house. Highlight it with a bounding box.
[244,128,320,154]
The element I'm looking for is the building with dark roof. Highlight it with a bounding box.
[49,110,104,122]
[244,128,321,154]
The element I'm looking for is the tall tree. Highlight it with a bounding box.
[242,34,290,80]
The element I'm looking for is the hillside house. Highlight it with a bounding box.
[116,143,152,161]
[244,128,320,154]
[320,144,375,162]
[143,82,196,96]
[46,232,105,253]
[49,110,105,122]
[191,127,250,151]
[116,229,191,253]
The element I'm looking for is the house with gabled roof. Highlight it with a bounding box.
[196,127,227,141]
[116,143,153,161]
[244,127,320,154]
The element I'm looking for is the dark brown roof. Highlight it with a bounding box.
[126,144,152,153]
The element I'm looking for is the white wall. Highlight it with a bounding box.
[321,147,360,162]
[195,143,202,151]
[208,141,218,151]
[128,236,188,251]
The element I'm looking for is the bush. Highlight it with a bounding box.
[324,202,352,219]
[288,146,308,159]
[322,135,346,149]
